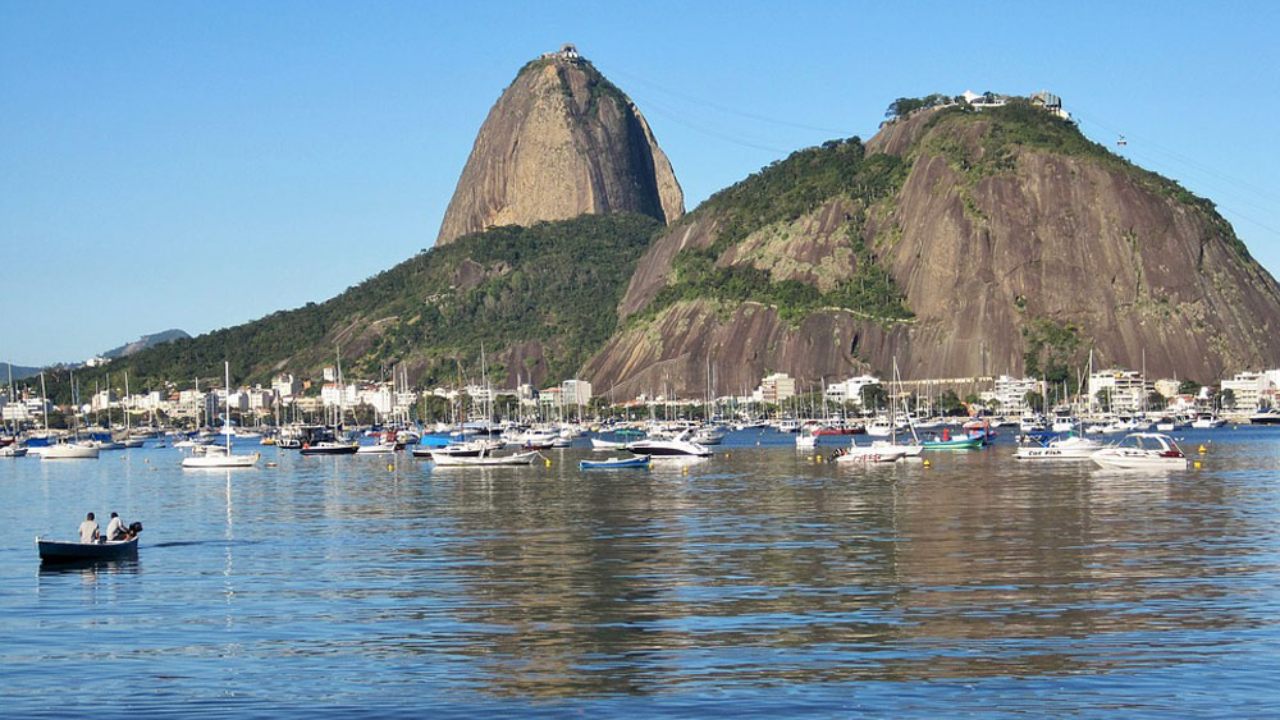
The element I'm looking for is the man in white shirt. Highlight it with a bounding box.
[106,512,126,541]
[78,512,99,544]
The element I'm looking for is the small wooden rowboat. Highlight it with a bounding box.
[579,455,651,470]
[37,536,139,564]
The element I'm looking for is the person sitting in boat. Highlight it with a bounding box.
[106,512,126,541]
[79,512,99,544]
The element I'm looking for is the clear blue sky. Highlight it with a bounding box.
[3,1,1278,366]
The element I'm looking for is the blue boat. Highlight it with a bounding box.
[579,455,651,470]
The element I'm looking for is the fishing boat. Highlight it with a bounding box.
[1090,433,1188,470]
[36,535,139,564]
[1014,434,1101,461]
[579,455,651,470]
[430,449,541,467]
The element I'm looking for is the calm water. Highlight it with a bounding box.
[2,429,1278,717]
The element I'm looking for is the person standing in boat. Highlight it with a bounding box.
[106,512,126,541]
[78,512,99,544]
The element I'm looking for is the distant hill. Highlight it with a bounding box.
[1,362,41,382]
[101,329,191,359]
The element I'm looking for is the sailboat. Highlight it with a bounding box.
[182,362,261,468]
[41,370,101,460]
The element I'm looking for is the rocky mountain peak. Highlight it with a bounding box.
[435,46,684,246]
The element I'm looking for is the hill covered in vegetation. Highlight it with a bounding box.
[54,214,661,402]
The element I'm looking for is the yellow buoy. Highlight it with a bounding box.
[1198,444,1207,455]
[387,464,394,472]
[1193,460,1202,470]
[544,459,552,468]
[923,459,932,468]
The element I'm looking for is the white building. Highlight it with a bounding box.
[757,373,796,405]
[561,379,592,407]
[993,375,1042,414]
[1220,370,1279,411]
[272,373,302,401]
[824,375,881,405]
[356,384,394,416]
[1088,369,1153,413]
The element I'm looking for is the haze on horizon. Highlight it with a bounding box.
[3,1,1278,367]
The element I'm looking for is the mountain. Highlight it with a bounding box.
[435,45,684,246]
[583,97,1280,398]
[62,214,662,399]
[1,362,41,382]
[101,329,191,360]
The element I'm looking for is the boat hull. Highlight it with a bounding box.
[182,452,260,468]
[37,537,138,564]
[580,455,650,470]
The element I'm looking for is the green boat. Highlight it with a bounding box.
[921,433,984,450]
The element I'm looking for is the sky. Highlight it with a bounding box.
[3,1,1278,366]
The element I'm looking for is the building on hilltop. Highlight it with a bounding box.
[542,43,581,61]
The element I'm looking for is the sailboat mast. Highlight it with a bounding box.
[225,361,232,452]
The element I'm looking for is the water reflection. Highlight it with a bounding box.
[2,433,1277,713]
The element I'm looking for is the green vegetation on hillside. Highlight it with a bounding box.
[640,138,913,325]
[52,214,662,402]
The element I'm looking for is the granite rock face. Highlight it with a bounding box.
[436,49,683,246]
[584,104,1280,396]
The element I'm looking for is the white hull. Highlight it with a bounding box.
[356,443,397,454]
[626,438,713,457]
[40,444,100,460]
[1090,433,1188,470]
[182,452,260,468]
[835,445,907,463]
[590,438,627,451]
[431,450,540,467]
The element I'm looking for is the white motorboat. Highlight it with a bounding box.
[356,442,397,454]
[627,433,713,458]
[1014,434,1101,461]
[1091,433,1188,470]
[1,444,29,457]
[795,433,818,449]
[833,443,907,463]
[590,437,626,451]
[1190,413,1225,429]
[1248,408,1280,425]
[870,439,923,458]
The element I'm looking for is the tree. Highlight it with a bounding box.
[939,390,965,416]
[1178,379,1202,395]
[860,383,887,411]
[1147,391,1167,413]
[1095,388,1113,413]
[1023,391,1045,414]
[1220,388,1236,410]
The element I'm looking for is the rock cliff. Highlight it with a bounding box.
[436,46,684,246]
[584,99,1280,397]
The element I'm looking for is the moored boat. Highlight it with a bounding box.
[1014,434,1101,461]
[1090,432,1188,470]
[580,455,651,470]
[430,449,541,467]
[626,433,712,458]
